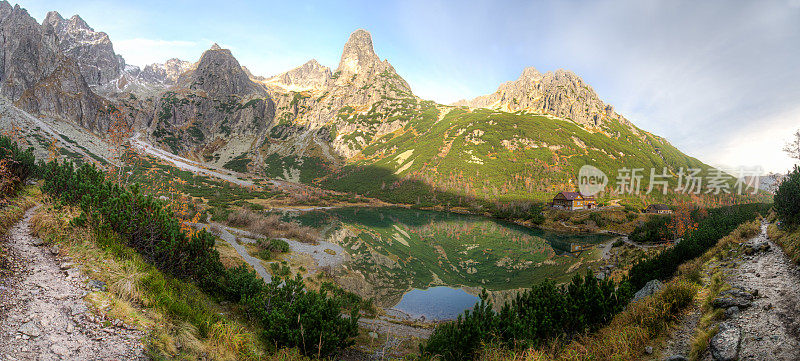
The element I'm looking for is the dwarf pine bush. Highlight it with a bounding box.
[40,161,358,357]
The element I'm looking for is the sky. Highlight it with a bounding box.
[14,0,800,173]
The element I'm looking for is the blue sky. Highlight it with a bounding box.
[14,0,800,173]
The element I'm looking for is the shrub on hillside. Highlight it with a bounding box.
[40,161,358,357]
[627,203,770,289]
[629,215,670,243]
[245,275,359,357]
[422,273,630,359]
[775,166,800,225]
[0,135,35,203]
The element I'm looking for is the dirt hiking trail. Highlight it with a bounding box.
[660,221,800,361]
[0,207,145,361]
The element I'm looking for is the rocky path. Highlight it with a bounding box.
[714,222,800,360]
[0,207,145,361]
[659,221,800,361]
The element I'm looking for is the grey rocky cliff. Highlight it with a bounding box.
[176,44,264,97]
[0,2,59,101]
[148,44,274,155]
[268,59,331,90]
[454,67,629,128]
[43,12,124,86]
[0,2,113,131]
[15,57,110,132]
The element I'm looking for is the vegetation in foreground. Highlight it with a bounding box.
[30,201,276,360]
[421,202,768,360]
[770,165,800,264]
[475,219,760,361]
[40,160,359,358]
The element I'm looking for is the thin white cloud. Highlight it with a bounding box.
[707,105,800,173]
[114,38,212,66]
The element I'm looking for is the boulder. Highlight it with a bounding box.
[88,279,107,291]
[719,288,755,301]
[633,280,663,302]
[710,322,741,361]
[744,239,770,255]
[713,296,752,309]
[724,306,740,319]
[18,321,41,337]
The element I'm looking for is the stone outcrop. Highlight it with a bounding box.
[15,57,110,131]
[43,11,124,86]
[454,67,628,128]
[176,44,264,97]
[267,59,331,91]
[632,279,664,302]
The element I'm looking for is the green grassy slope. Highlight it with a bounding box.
[322,97,715,207]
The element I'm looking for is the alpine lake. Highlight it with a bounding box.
[276,207,616,321]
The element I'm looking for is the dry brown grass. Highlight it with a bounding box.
[768,222,800,264]
[227,208,319,243]
[0,186,39,235]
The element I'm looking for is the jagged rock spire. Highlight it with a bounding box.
[336,29,381,76]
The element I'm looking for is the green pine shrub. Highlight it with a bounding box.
[775,166,800,225]
[39,160,358,357]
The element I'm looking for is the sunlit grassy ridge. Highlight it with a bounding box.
[322,99,734,210]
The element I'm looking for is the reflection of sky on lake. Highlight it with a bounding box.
[392,286,479,320]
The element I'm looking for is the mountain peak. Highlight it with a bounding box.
[67,14,92,31]
[43,11,64,26]
[337,29,380,76]
[305,58,322,68]
[0,1,11,18]
[177,45,262,97]
[456,66,624,128]
[519,67,543,81]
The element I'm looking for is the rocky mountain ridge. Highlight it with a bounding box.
[454,67,629,128]
[130,58,192,86]
[0,2,111,130]
[0,2,720,206]
[265,59,332,92]
[43,11,124,86]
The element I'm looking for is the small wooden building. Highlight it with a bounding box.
[552,191,597,210]
[645,204,672,214]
